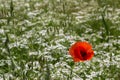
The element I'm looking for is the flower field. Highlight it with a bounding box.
[0,0,120,80]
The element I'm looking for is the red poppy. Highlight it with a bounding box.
[69,41,94,62]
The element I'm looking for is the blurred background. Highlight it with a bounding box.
[0,0,120,80]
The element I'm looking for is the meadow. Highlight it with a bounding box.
[0,0,120,80]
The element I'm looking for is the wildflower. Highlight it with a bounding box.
[69,41,94,62]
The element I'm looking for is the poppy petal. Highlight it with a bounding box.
[69,41,94,62]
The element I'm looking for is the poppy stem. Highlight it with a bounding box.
[68,62,75,80]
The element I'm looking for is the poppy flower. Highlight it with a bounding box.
[69,41,94,62]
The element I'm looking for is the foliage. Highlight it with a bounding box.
[0,0,120,80]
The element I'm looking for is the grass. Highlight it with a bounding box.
[0,0,120,80]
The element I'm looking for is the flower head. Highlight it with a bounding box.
[69,41,94,62]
